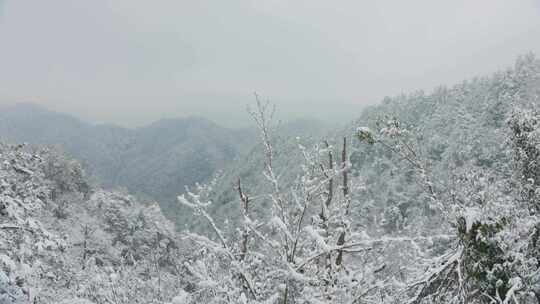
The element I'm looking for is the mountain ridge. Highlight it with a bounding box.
[0,102,329,224]
[0,103,253,220]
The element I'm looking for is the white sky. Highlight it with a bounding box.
[1,0,539,127]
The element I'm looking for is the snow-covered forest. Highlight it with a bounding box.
[0,54,539,303]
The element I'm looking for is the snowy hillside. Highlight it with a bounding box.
[179,55,540,303]
[1,55,539,303]
[0,143,189,303]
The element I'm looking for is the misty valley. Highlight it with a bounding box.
[1,55,540,303]
[2,0,540,302]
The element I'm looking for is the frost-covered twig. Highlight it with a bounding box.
[178,193,229,252]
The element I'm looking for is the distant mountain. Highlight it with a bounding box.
[0,104,254,217]
[0,103,329,223]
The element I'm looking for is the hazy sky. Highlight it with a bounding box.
[1,1,539,127]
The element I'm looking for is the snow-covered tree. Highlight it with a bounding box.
[179,98,431,304]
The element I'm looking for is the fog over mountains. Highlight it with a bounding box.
[1,55,540,304]
[2,0,540,303]
[0,103,328,219]
[0,104,251,210]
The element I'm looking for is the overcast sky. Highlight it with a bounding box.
[0,0,539,127]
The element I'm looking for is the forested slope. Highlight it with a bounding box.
[207,54,539,235]
[0,144,188,303]
[185,54,540,303]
